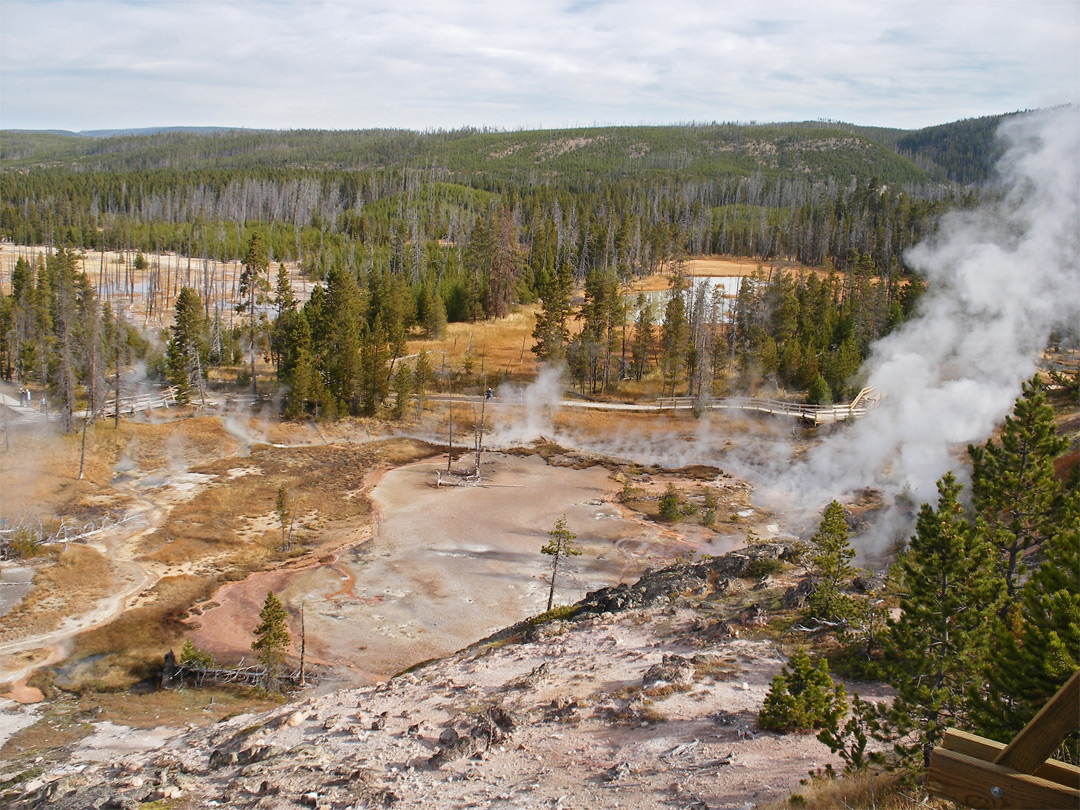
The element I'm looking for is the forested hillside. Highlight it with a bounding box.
[0,117,1002,419]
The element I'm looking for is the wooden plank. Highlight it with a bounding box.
[996,669,1080,774]
[928,747,1080,809]
[942,729,1080,788]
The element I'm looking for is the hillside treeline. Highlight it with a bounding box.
[0,121,1000,414]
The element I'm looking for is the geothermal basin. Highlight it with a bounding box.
[186,453,702,681]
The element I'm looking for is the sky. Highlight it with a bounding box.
[1,0,1078,133]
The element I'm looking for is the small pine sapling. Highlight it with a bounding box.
[542,514,581,612]
[758,647,847,732]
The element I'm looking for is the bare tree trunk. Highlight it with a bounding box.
[446,375,454,472]
[114,308,122,430]
[546,554,560,612]
[78,413,90,479]
[299,602,306,687]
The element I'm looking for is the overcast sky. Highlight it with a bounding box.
[1,0,1077,133]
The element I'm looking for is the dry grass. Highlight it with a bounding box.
[0,545,115,643]
[408,305,540,385]
[68,436,440,686]
[761,770,951,810]
[3,416,439,692]
[68,575,223,690]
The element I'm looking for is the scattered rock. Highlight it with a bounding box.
[781,577,816,608]
[208,749,238,770]
[642,654,695,691]
[603,761,632,782]
[428,706,517,768]
[237,744,287,765]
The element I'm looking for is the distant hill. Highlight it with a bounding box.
[1,121,939,186]
[2,112,1038,187]
[78,126,259,138]
[895,112,1026,185]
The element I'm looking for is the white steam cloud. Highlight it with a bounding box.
[488,365,565,445]
[775,106,1080,518]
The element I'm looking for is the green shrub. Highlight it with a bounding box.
[808,374,832,406]
[659,484,681,522]
[759,648,847,732]
[745,556,784,580]
[7,529,42,558]
[178,639,216,668]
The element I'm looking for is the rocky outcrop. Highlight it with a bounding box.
[9,542,858,810]
[576,542,795,616]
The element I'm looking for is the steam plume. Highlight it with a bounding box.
[775,106,1080,521]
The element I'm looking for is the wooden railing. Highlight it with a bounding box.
[100,386,178,417]
[928,669,1079,809]
[655,386,878,425]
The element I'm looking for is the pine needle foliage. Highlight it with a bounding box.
[759,647,847,732]
[969,377,1069,600]
[178,639,215,669]
[659,484,681,522]
[885,472,1004,768]
[252,591,291,676]
[972,496,1080,762]
[542,514,581,612]
[807,500,857,622]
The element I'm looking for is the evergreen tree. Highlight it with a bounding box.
[542,514,581,612]
[178,639,215,668]
[973,497,1079,761]
[969,377,1069,600]
[576,266,622,393]
[322,266,363,413]
[659,484,681,522]
[462,214,493,321]
[660,278,689,397]
[886,473,1004,768]
[630,293,656,382]
[252,590,291,681]
[413,349,432,416]
[391,361,413,420]
[417,283,447,338]
[166,287,205,403]
[48,247,81,432]
[281,310,315,418]
[273,262,295,314]
[807,500,856,622]
[237,233,270,394]
[531,262,573,361]
[486,206,523,319]
[360,314,390,416]
[270,263,297,372]
[759,648,847,732]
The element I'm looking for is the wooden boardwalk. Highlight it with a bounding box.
[655,386,879,425]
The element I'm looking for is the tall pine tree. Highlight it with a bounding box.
[973,493,1079,762]
[969,377,1069,600]
[166,287,206,403]
[886,472,1004,768]
[807,500,856,622]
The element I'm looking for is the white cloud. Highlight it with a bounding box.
[0,0,1077,130]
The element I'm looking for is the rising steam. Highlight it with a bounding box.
[773,106,1080,526]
